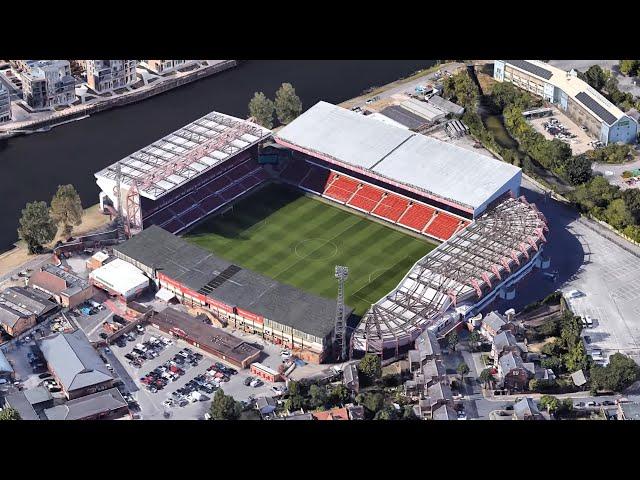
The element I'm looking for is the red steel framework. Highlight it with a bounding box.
[123,118,260,237]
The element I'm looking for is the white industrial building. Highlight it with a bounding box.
[494,60,638,145]
[89,258,149,300]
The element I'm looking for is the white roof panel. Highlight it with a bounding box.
[276,101,414,169]
[373,134,520,210]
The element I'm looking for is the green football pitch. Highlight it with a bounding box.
[184,183,436,316]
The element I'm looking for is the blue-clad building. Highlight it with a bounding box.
[494,60,638,146]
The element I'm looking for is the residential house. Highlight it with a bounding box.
[39,330,114,399]
[346,404,365,420]
[570,369,588,389]
[491,330,521,360]
[0,286,57,337]
[413,381,454,419]
[432,403,458,420]
[343,363,359,394]
[497,352,530,391]
[255,396,278,417]
[513,397,544,420]
[272,411,314,420]
[86,60,138,94]
[29,264,94,308]
[480,311,516,340]
[144,60,198,75]
[43,387,129,420]
[312,406,349,420]
[20,60,75,109]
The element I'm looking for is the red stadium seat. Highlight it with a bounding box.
[347,184,385,212]
[324,175,359,203]
[372,194,410,222]
[425,213,463,240]
[398,203,435,231]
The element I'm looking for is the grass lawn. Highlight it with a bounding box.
[185,183,435,316]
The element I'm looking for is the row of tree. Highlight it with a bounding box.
[248,83,302,129]
[18,184,83,254]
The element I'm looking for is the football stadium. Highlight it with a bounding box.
[97,101,549,362]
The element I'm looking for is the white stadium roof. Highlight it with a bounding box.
[275,101,521,211]
[95,111,271,200]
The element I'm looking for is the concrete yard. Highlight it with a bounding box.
[528,109,595,155]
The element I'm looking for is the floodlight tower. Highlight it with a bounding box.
[334,265,349,362]
[112,161,126,240]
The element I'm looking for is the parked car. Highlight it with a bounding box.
[250,379,263,388]
[38,372,52,379]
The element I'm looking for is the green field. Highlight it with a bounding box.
[185,184,435,316]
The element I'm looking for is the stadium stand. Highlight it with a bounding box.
[300,165,330,194]
[398,203,435,232]
[372,194,410,223]
[347,184,385,213]
[425,212,464,240]
[324,175,359,203]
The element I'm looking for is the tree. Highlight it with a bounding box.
[562,155,593,186]
[209,389,241,420]
[373,405,398,420]
[361,392,384,415]
[579,65,608,91]
[468,331,481,352]
[0,407,21,420]
[17,201,57,253]
[604,198,634,230]
[309,384,328,409]
[358,353,382,384]
[541,355,564,373]
[402,404,418,420]
[448,331,459,352]
[619,60,640,77]
[479,368,495,388]
[330,383,350,405]
[50,184,83,238]
[457,362,470,380]
[622,189,640,224]
[274,83,302,125]
[248,92,275,129]
[539,395,560,414]
[590,353,640,393]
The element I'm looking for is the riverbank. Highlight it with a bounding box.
[0,60,238,139]
[0,204,110,278]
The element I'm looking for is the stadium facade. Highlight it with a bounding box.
[96,100,550,362]
[95,111,271,236]
[114,226,343,363]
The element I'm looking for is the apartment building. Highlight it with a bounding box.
[0,83,11,123]
[86,60,138,93]
[20,60,75,109]
[144,60,197,75]
[494,60,638,145]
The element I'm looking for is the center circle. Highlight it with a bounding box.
[294,239,338,261]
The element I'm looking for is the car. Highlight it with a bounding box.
[601,400,615,406]
[566,289,584,299]
[574,401,585,408]
[48,387,62,393]
[250,379,263,388]
[584,336,592,344]
[586,401,597,407]
[271,385,288,395]
[178,399,189,407]
[244,376,254,386]
[38,372,52,379]
[585,316,594,328]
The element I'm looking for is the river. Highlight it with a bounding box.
[0,60,434,252]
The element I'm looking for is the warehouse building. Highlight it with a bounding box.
[114,226,345,363]
[29,264,94,308]
[43,388,129,420]
[89,258,149,300]
[494,60,638,145]
[150,307,261,368]
[0,286,57,337]
[39,330,114,399]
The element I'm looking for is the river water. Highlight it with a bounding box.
[0,60,434,252]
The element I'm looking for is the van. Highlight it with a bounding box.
[566,289,584,299]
